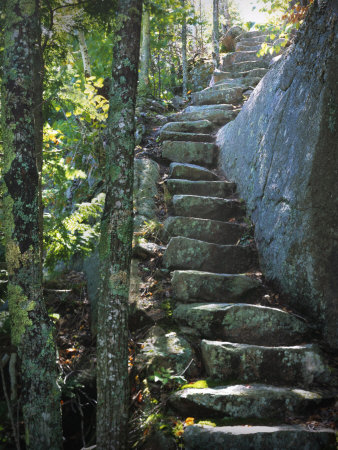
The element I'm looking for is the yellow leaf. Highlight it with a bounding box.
[65,112,72,117]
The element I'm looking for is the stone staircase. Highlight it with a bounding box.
[159,30,336,449]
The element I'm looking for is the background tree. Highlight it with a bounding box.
[139,5,151,94]
[181,0,188,98]
[213,0,220,68]
[1,0,62,448]
[96,0,143,448]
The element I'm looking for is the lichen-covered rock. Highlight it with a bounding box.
[134,158,159,231]
[160,130,214,143]
[217,2,338,349]
[173,303,309,345]
[184,425,336,450]
[220,26,243,52]
[160,119,213,134]
[201,340,330,387]
[170,108,237,127]
[166,180,235,198]
[170,384,325,419]
[172,271,260,302]
[164,237,257,274]
[162,141,217,166]
[169,163,219,181]
[163,217,243,245]
[135,325,197,376]
[172,195,244,221]
[191,86,243,106]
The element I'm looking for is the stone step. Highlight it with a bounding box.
[172,195,244,221]
[172,271,260,302]
[170,384,328,419]
[173,303,309,345]
[168,108,238,127]
[160,119,213,135]
[213,69,267,82]
[162,141,218,166]
[237,31,269,40]
[191,86,243,106]
[160,130,214,143]
[224,60,270,73]
[164,237,257,274]
[169,163,219,181]
[183,425,336,450]
[163,217,244,245]
[166,179,235,198]
[201,340,330,387]
[184,103,233,113]
[236,42,262,52]
[236,35,270,45]
[222,51,271,68]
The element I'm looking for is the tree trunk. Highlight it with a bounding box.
[78,30,91,78]
[213,0,220,69]
[181,0,188,99]
[1,1,62,449]
[96,0,142,449]
[139,7,151,94]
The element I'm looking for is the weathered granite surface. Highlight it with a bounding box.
[216,2,338,349]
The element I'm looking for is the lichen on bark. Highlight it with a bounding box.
[1,0,62,447]
[96,1,143,449]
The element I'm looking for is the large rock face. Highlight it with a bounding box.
[216,2,338,348]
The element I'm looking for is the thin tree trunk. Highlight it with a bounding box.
[96,0,142,448]
[1,1,62,449]
[78,30,91,78]
[213,0,220,68]
[181,0,188,98]
[139,8,151,94]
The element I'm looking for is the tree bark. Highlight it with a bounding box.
[1,1,62,448]
[96,0,142,449]
[213,0,220,69]
[181,0,188,99]
[139,7,151,94]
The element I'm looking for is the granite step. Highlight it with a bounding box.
[169,163,219,181]
[172,195,245,221]
[223,60,270,73]
[172,303,309,345]
[201,340,330,387]
[163,217,244,245]
[235,35,270,45]
[169,108,238,127]
[213,68,267,82]
[236,43,262,52]
[172,270,260,302]
[183,425,336,450]
[166,179,235,197]
[162,141,218,166]
[160,119,213,135]
[222,50,272,68]
[191,86,243,106]
[237,31,270,40]
[160,130,214,143]
[164,237,257,274]
[170,384,329,419]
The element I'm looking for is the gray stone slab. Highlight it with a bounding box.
[166,179,235,197]
[164,237,257,273]
[172,195,244,221]
[160,119,213,134]
[169,163,219,181]
[191,87,243,106]
[170,384,326,419]
[173,302,309,345]
[160,131,214,143]
[162,141,217,166]
[163,217,244,245]
[184,425,336,450]
[201,340,330,387]
[172,270,260,302]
